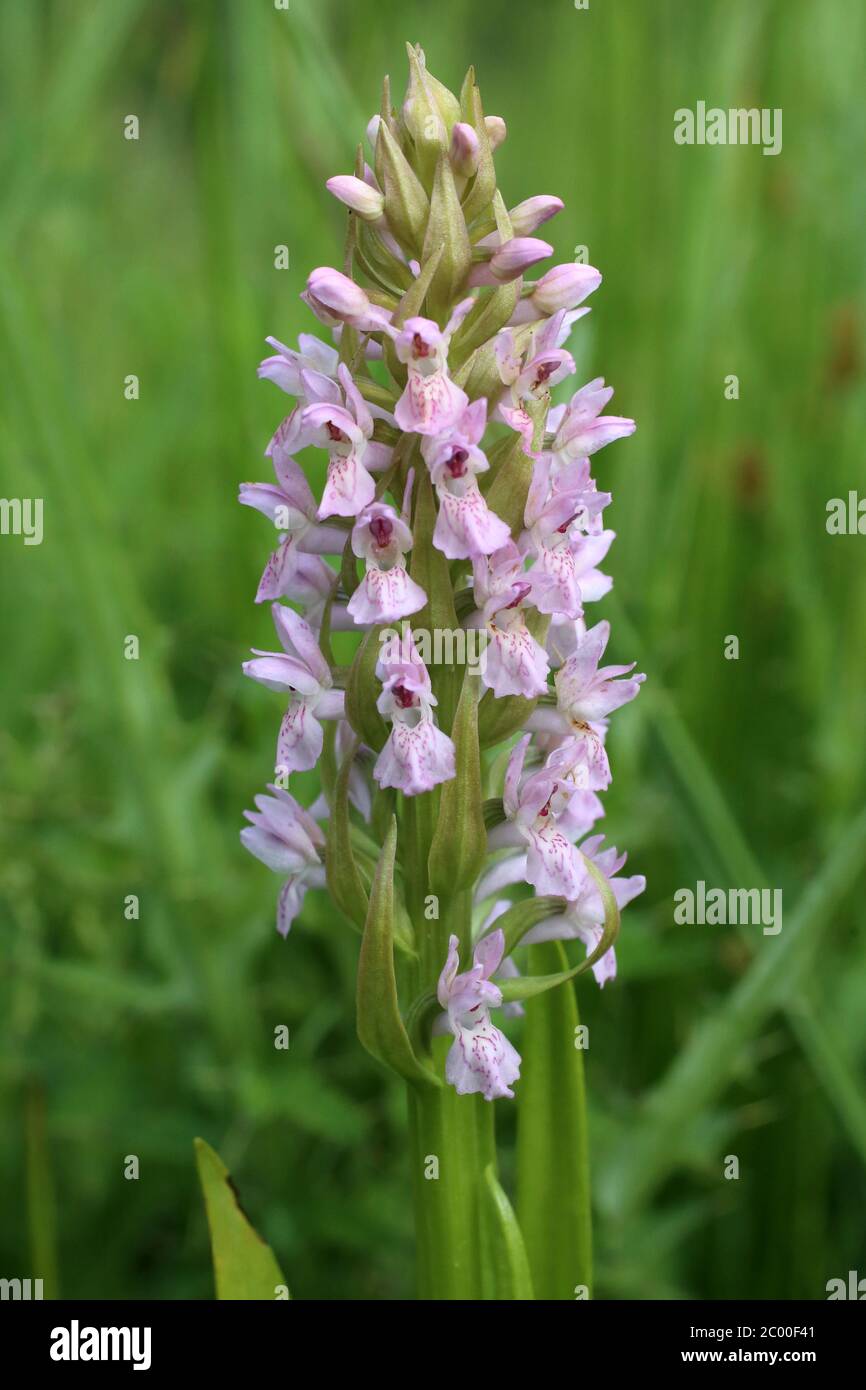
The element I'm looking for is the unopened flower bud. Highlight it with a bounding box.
[485,115,507,150]
[508,195,564,236]
[366,114,381,149]
[531,262,602,314]
[303,267,389,332]
[449,121,480,178]
[489,236,553,282]
[326,175,385,222]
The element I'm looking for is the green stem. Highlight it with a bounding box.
[403,793,489,1299]
[409,1048,487,1300]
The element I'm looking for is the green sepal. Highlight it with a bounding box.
[379,73,396,134]
[375,117,430,256]
[319,719,338,809]
[482,796,507,830]
[497,857,621,1001]
[355,376,398,413]
[194,1139,288,1300]
[481,1164,535,1300]
[340,530,360,600]
[403,43,449,187]
[355,221,414,297]
[410,465,458,629]
[461,81,497,225]
[422,154,472,323]
[453,339,504,404]
[458,65,477,120]
[422,55,462,132]
[428,670,486,895]
[356,817,441,1088]
[345,625,389,752]
[394,243,444,326]
[491,188,515,242]
[478,689,537,750]
[485,428,536,537]
[449,280,520,372]
[338,319,360,369]
[325,734,370,930]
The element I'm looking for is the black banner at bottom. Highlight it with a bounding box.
[0,1298,861,1373]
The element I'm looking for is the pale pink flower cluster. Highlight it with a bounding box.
[238,47,644,1098]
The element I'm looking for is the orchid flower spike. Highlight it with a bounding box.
[238,47,643,1144]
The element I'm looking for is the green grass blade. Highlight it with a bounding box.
[516,942,592,1299]
[194,1139,288,1300]
[481,1164,534,1300]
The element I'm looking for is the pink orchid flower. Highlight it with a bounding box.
[483,734,599,900]
[240,785,326,938]
[546,378,636,468]
[373,629,455,796]
[509,262,602,324]
[526,620,644,780]
[389,299,474,435]
[521,835,646,986]
[240,414,348,603]
[471,542,549,698]
[257,331,340,398]
[434,930,522,1101]
[494,310,579,450]
[243,603,344,774]
[287,363,393,519]
[347,476,427,625]
[421,399,512,559]
[302,266,393,333]
[522,455,614,617]
[468,235,553,287]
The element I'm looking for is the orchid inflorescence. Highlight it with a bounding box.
[239,44,644,1107]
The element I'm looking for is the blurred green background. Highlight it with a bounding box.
[1,0,865,1300]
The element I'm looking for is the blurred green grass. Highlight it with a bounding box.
[1,0,864,1299]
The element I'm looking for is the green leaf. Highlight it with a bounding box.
[481,894,567,958]
[357,817,441,1088]
[428,670,486,894]
[497,857,620,1001]
[516,942,592,1300]
[194,1138,288,1301]
[481,1164,535,1300]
